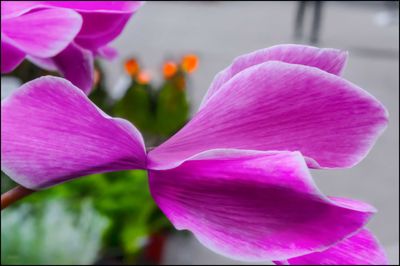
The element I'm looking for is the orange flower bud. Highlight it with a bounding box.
[137,70,151,85]
[163,61,178,79]
[181,54,199,73]
[93,68,101,86]
[124,58,140,76]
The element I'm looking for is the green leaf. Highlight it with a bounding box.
[113,82,155,134]
[1,171,17,193]
[155,74,190,136]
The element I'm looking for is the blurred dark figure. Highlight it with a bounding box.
[294,1,325,44]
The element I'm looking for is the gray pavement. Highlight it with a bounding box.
[99,1,399,264]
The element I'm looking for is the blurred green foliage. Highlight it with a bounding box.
[112,57,193,141]
[1,170,17,193]
[1,199,108,265]
[1,170,170,264]
[155,73,190,137]
[2,54,198,264]
[88,61,114,115]
[114,81,155,134]
[5,60,56,84]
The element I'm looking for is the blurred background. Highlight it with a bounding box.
[1,1,399,265]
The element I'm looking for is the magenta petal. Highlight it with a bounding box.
[1,7,82,57]
[1,2,43,19]
[29,43,94,94]
[42,1,143,12]
[73,12,135,51]
[1,41,25,73]
[148,61,388,170]
[149,149,375,261]
[26,56,58,72]
[44,1,144,51]
[200,44,348,108]
[53,43,94,94]
[96,46,118,60]
[1,76,146,189]
[274,229,388,265]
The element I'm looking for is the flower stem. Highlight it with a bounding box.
[1,185,34,210]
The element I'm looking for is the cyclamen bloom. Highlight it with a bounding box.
[1,1,143,93]
[1,45,389,264]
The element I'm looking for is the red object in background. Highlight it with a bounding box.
[181,54,199,73]
[163,61,178,79]
[144,233,167,264]
[137,70,151,85]
[125,58,140,77]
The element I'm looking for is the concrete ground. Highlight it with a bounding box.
[100,1,399,264]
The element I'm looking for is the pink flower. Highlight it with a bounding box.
[1,45,389,264]
[1,1,143,94]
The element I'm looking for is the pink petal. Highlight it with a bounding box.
[1,76,146,190]
[26,56,58,72]
[148,61,388,170]
[200,44,348,109]
[149,149,375,261]
[96,45,118,60]
[42,1,143,12]
[1,40,25,73]
[43,1,144,51]
[28,43,94,94]
[53,43,94,94]
[1,1,43,19]
[274,229,388,265]
[1,7,82,57]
